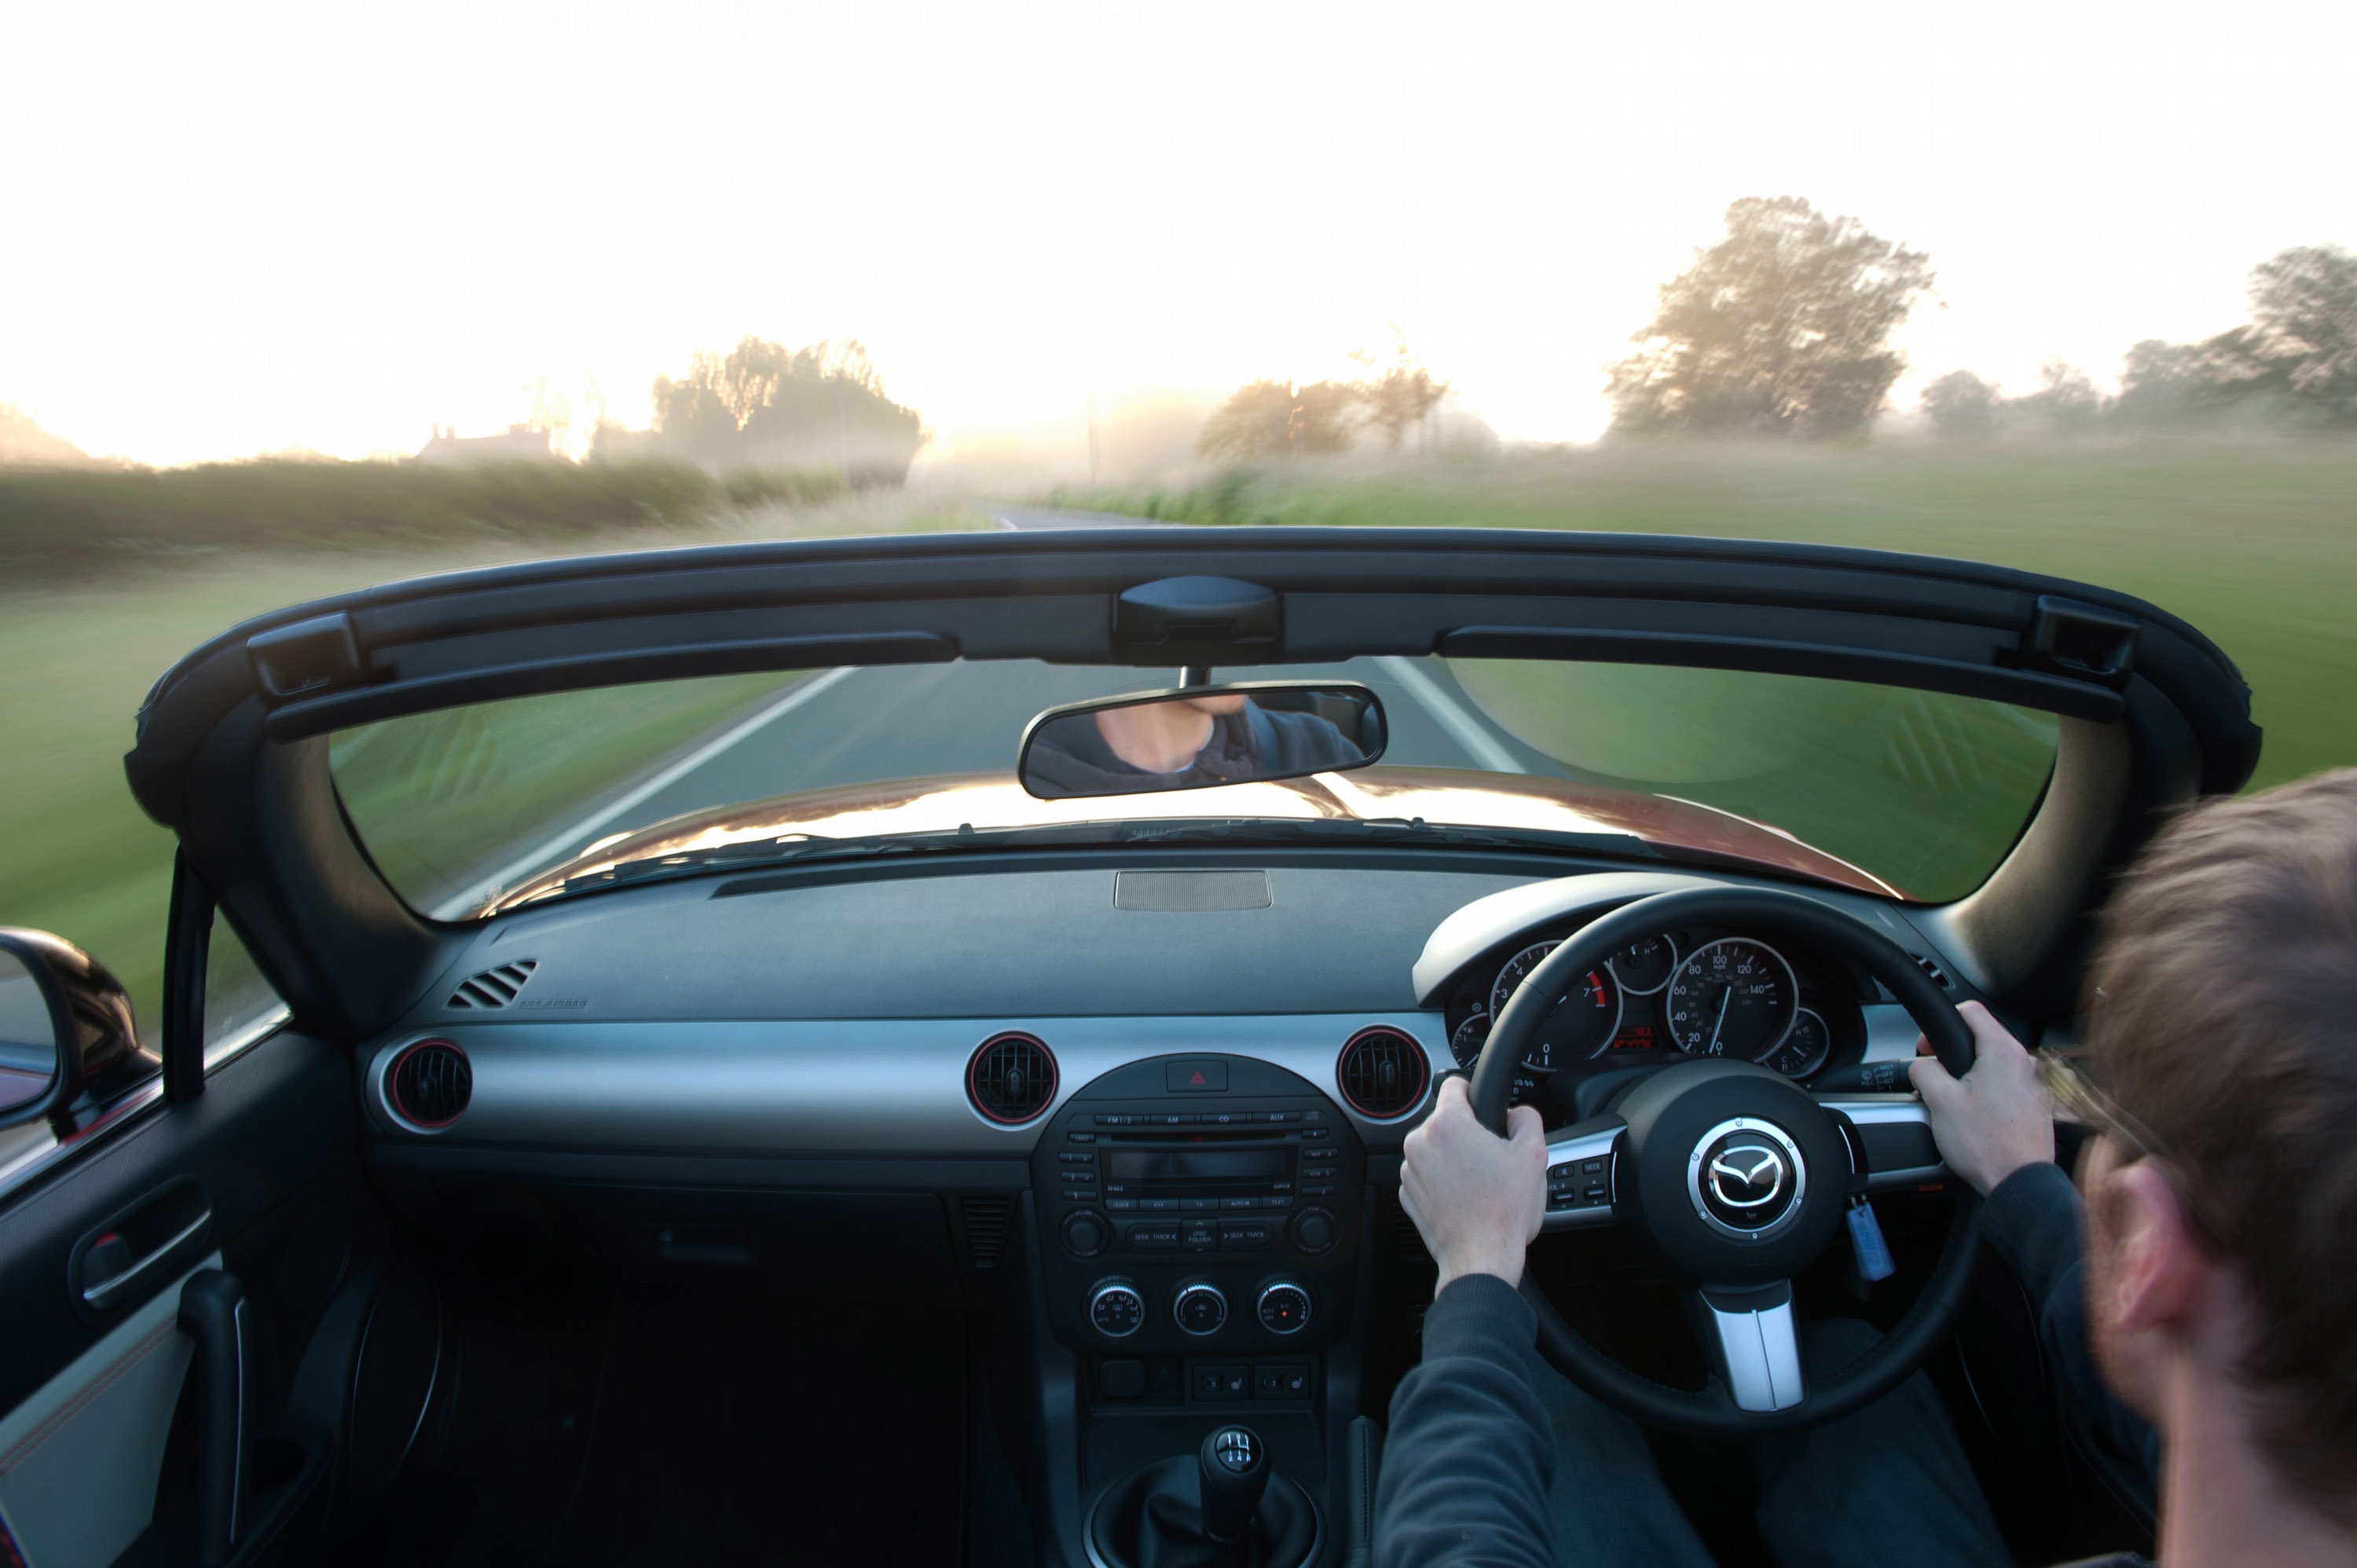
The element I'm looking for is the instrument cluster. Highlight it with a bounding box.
[1440,921,1863,1127]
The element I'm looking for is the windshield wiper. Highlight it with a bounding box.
[522,815,1684,907]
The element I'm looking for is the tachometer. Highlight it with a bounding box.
[1489,940,1622,1073]
[1663,938,1797,1061]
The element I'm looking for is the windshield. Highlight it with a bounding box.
[330,657,2056,918]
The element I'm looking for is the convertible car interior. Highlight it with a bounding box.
[0,526,2256,1567]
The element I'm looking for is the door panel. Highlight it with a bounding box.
[0,1028,371,1567]
[0,1255,217,1568]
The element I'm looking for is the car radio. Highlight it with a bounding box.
[1031,1053,1364,1359]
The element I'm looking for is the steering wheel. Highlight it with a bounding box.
[1469,886,1981,1438]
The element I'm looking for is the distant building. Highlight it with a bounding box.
[413,424,559,466]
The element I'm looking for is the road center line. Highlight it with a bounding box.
[1375,656,1526,774]
[432,665,860,919]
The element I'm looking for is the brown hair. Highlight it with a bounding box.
[2084,768,2357,1522]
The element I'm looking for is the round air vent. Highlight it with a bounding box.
[1337,1027,1430,1120]
[967,1033,1058,1125]
[388,1039,472,1130]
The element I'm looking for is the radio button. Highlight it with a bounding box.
[1180,1197,1217,1211]
[1181,1220,1219,1250]
[1219,1222,1273,1249]
[1220,1196,1259,1210]
[1300,1127,1331,1140]
[1061,1211,1109,1257]
[1058,1151,1097,1164]
[1262,1196,1293,1211]
[1107,1199,1137,1211]
[1127,1224,1180,1249]
[1142,1198,1178,1212]
[1291,1208,1337,1255]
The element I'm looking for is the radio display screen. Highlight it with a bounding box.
[1104,1148,1292,1185]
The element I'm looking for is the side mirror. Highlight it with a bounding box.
[1018,682,1387,800]
[0,929,142,1129]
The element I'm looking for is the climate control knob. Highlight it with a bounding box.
[1061,1211,1108,1258]
[1290,1207,1337,1255]
[1173,1282,1230,1336]
[1089,1281,1146,1339]
[1257,1280,1312,1335]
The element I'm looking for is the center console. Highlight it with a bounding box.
[1032,1054,1364,1372]
[1017,1052,1378,1568]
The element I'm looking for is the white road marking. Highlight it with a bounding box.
[431,666,860,918]
[1375,656,1526,774]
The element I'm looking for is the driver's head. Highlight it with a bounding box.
[2077,768,2357,1525]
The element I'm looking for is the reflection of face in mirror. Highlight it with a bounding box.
[0,951,58,1112]
[1024,687,1380,799]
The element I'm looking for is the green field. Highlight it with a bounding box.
[0,486,988,1035]
[1050,441,2357,790]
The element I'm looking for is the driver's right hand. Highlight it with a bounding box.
[1908,1001,2056,1196]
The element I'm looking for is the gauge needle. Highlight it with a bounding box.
[1706,986,1732,1055]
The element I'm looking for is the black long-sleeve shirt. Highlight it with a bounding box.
[1371,1163,2158,1566]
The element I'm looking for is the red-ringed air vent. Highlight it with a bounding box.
[1337,1027,1430,1120]
[967,1033,1058,1125]
[388,1039,473,1129]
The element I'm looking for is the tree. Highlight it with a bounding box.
[1607,196,1934,438]
[1919,371,2001,440]
[648,336,928,483]
[1195,379,1360,460]
[2241,245,2357,423]
[1354,339,1449,451]
[2011,360,2105,437]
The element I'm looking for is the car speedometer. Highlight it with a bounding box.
[1663,938,1797,1061]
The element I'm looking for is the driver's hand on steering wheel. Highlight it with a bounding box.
[1400,1075,1547,1295]
[1908,1001,2056,1196]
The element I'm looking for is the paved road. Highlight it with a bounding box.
[433,511,1552,914]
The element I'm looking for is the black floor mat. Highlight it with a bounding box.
[358,1270,966,1568]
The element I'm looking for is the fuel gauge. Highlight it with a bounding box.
[1763,1007,1832,1079]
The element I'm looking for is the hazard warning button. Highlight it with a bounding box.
[1164,1059,1230,1093]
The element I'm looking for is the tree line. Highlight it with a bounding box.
[1194,340,1450,460]
[1603,197,2356,441]
[1920,247,2357,438]
[596,336,929,485]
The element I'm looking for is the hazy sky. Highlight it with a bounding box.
[5,0,2352,467]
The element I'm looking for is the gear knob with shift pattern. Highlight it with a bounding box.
[1197,1425,1269,1544]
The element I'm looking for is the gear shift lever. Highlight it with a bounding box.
[1197,1425,1270,1545]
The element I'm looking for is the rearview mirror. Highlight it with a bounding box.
[1019,683,1386,800]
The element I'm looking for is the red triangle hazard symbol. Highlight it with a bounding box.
[1189,1070,1206,1085]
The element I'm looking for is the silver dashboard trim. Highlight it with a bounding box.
[1820,1096,1949,1189]
[359,1013,1450,1156]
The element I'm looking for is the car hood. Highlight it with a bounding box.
[484,765,1900,914]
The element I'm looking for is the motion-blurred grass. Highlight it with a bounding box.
[1050,441,2357,790]
[0,480,988,1035]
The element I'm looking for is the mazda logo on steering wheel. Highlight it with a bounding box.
[1707,1147,1785,1208]
[1688,1119,1808,1239]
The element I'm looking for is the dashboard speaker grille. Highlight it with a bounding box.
[967,1033,1057,1125]
[390,1040,472,1128]
[447,960,538,1009]
[1337,1027,1429,1120]
[962,1195,1013,1267]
